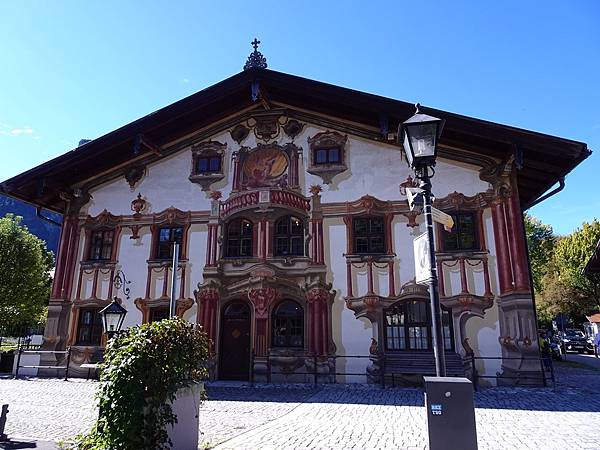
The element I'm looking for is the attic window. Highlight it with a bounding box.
[307,131,348,184]
[189,141,226,190]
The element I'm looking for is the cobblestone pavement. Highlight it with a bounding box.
[0,364,599,449]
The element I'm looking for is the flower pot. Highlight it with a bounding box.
[167,382,204,450]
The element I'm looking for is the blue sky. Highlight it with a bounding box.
[1,1,598,235]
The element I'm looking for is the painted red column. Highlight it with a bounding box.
[51,217,72,298]
[482,257,492,297]
[311,220,318,264]
[506,193,530,291]
[64,222,81,300]
[320,299,328,355]
[317,221,324,264]
[491,200,513,294]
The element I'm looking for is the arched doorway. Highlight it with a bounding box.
[219,301,251,380]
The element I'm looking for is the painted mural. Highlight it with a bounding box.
[242,146,288,188]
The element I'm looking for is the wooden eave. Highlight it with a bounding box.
[0,68,590,213]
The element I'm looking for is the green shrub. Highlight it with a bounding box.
[68,317,209,450]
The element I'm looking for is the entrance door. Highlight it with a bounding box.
[219,301,251,380]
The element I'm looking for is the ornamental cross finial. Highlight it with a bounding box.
[244,37,268,70]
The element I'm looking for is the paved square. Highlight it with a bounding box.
[0,364,599,449]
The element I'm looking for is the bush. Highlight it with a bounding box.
[68,318,209,450]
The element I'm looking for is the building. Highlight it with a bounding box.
[1,45,590,384]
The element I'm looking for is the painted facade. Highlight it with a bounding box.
[2,61,589,385]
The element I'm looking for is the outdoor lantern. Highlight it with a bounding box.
[399,104,445,169]
[99,299,128,337]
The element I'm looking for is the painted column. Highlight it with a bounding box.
[196,287,219,350]
[506,192,530,291]
[490,199,513,294]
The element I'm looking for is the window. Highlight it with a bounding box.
[442,213,478,252]
[226,219,253,257]
[272,301,304,348]
[274,216,304,256]
[76,308,103,346]
[196,155,222,174]
[353,217,385,254]
[88,230,114,260]
[149,307,170,323]
[384,301,453,351]
[156,227,183,260]
[314,147,341,165]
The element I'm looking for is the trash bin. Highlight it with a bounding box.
[424,376,478,450]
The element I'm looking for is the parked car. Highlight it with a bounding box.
[561,329,588,353]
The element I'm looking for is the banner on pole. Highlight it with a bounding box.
[414,232,431,285]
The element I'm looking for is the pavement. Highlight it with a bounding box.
[0,363,598,449]
[564,352,600,369]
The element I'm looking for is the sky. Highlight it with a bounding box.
[0,1,598,236]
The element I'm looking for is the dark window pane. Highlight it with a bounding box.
[77,308,102,346]
[272,301,304,348]
[442,213,477,251]
[241,220,253,237]
[156,227,183,259]
[353,217,386,254]
[198,158,209,173]
[89,230,114,260]
[150,307,170,323]
[274,216,304,257]
[240,238,252,256]
[315,149,327,164]
[209,157,221,172]
[328,148,340,163]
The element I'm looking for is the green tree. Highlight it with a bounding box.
[0,214,54,334]
[553,219,600,313]
[524,214,556,294]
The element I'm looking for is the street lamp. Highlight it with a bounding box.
[100,270,130,338]
[99,299,128,338]
[399,103,446,377]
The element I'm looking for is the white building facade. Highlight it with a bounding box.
[2,52,589,385]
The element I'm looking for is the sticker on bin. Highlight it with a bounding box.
[431,404,443,415]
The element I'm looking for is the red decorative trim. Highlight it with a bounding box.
[491,200,513,294]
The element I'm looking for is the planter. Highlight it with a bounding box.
[167,382,204,450]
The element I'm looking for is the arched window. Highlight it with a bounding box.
[384,301,453,351]
[274,216,304,256]
[272,301,304,348]
[226,219,253,257]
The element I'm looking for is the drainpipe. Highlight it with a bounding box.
[525,177,565,210]
[36,206,62,227]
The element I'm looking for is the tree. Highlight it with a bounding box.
[524,214,555,294]
[0,214,54,334]
[553,219,600,313]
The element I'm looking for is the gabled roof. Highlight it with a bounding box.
[1,68,590,213]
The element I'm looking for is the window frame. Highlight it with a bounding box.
[155,226,184,260]
[274,216,305,257]
[76,307,103,346]
[271,300,304,348]
[225,218,254,258]
[87,229,115,261]
[352,216,386,255]
[439,212,480,253]
[384,301,454,352]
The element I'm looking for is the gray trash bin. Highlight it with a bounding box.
[424,376,478,450]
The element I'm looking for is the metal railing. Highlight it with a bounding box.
[467,354,555,390]
[249,353,383,386]
[14,347,72,380]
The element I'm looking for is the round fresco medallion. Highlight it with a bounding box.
[231,328,241,339]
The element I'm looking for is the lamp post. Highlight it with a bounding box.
[100,270,130,338]
[399,103,446,377]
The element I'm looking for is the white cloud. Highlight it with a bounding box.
[0,123,38,139]
[181,78,190,84]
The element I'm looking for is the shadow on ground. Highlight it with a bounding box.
[206,365,600,413]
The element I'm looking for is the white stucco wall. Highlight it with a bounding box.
[72,116,506,381]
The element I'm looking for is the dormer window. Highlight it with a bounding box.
[197,155,222,174]
[189,140,226,190]
[307,131,348,184]
[314,147,341,165]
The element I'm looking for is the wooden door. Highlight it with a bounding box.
[219,301,251,380]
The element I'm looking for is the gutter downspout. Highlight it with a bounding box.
[526,176,565,210]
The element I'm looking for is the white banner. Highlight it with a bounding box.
[414,232,431,285]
